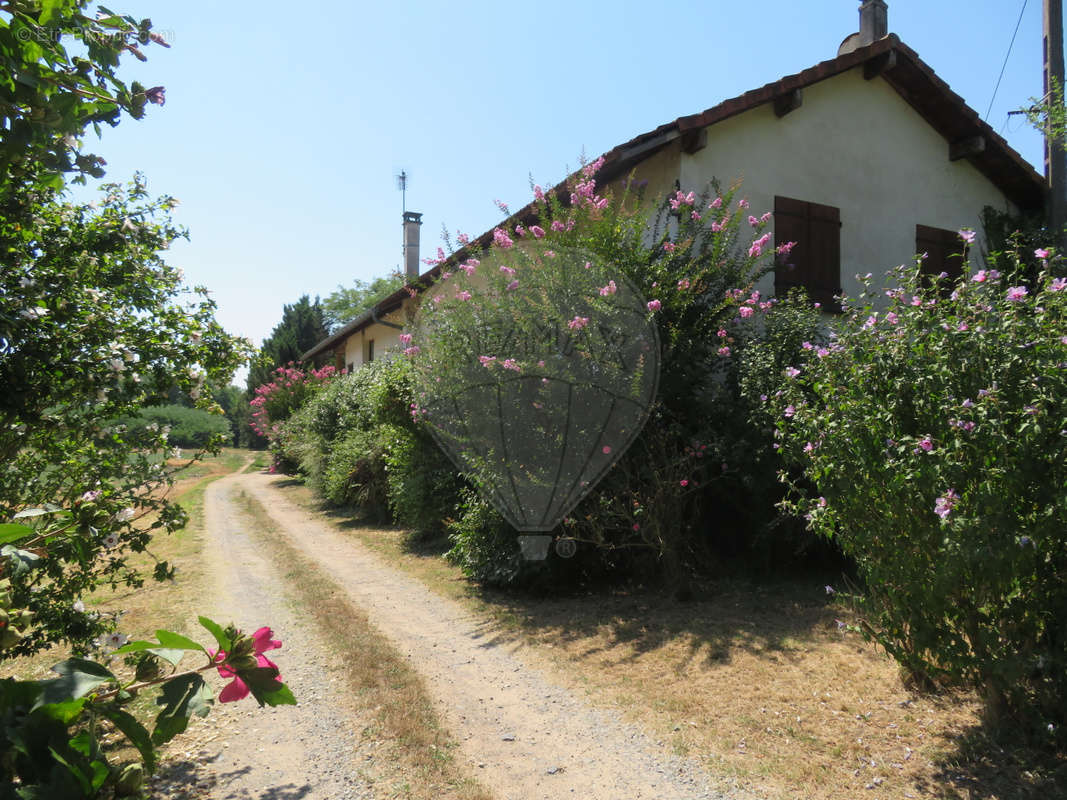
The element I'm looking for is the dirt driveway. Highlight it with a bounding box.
[153,464,753,800]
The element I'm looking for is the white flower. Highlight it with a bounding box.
[96,632,129,649]
[19,276,34,288]
[114,507,135,523]
[73,600,86,613]
[123,351,139,363]
[104,533,121,548]
[108,358,125,372]
[19,307,47,320]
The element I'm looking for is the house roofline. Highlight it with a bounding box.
[302,34,1047,363]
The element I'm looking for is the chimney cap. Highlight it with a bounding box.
[403,211,423,224]
[858,0,888,47]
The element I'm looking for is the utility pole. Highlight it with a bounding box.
[1044,0,1067,241]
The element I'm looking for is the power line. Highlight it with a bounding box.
[985,0,1029,121]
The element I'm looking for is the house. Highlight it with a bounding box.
[302,0,1046,368]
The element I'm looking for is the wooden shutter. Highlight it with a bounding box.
[774,196,842,312]
[916,225,964,287]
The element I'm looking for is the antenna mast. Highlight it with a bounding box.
[396,169,408,215]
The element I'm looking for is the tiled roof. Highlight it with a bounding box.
[302,34,1046,362]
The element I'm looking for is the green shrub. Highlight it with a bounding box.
[778,250,1067,738]
[322,428,391,520]
[118,404,232,448]
[381,424,463,537]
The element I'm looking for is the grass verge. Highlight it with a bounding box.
[232,488,492,800]
[273,478,1066,800]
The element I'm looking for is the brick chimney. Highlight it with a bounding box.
[403,211,422,280]
[858,0,888,46]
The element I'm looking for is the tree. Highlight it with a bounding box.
[321,273,405,332]
[0,175,251,657]
[0,2,169,197]
[246,295,330,394]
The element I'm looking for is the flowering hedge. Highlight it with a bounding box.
[250,362,339,469]
[777,243,1066,736]
[412,159,817,588]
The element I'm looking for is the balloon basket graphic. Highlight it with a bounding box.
[517,534,552,561]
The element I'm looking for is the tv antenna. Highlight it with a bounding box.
[396,169,409,214]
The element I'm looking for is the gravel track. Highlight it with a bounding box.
[151,463,758,799]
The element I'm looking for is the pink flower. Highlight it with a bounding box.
[934,489,959,520]
[456,290,472,301]
[1035,248,1050,260]
[1006,286,1028,302]
[599,280,618,296]
[958,229,976,245]
[213,627,283,703]
[679,479,689,487]
[646,299,662,312]
[551,220,565,232]
[886,311,899,325]
[632,523,640,532]
[691,210,701,221]
[717,328,727,338]
[739,306,754,318]
[399,333,412,345]
[602,446,612,454]
[709,196,723,209]
[514,224,526,237]
[761,211,772,223]
[717,346,731,356]
[784,404,796,418]
[776,241,796,256]
[785,366,800,378]
[403,346,420,356]
[568,316,589,330]
[534,185,545,202]
[918,436,933,452]
[493,228,514,249]
[499,265,516,276]
[748,215,759,227]
[457,232,470,245]
[479,355,496,367]
[663,242,676,253]
[748,233,771,258]
[501,359,520,372]
[1050,277,1066,292]
[530,225,546,238]
[506,280,519,291]
[738,198,749,209]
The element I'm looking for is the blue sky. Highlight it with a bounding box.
[81,1,1049,379]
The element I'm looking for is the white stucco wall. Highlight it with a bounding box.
[678,67,1017,304]
[340,308,407,371]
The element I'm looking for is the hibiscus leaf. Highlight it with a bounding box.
[197,616,230,652]
[154,630,206,654]
[240,667,297,708]
[102,707,156,772]
[37,659,116,705]
[152,673,213,745]
[0,523,34,545]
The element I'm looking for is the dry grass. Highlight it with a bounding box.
[276,479,1067,800]
[233,488,492,800]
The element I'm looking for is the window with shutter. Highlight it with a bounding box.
[915,225,965,287]
[774,196,842,312]
[367,339,375,363]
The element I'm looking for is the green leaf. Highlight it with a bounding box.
[13,505,63,519]
[154,629,207,654]
[0,523,34,545]
[151,673,213,745]
[36,659,116,705]
[39,0,63,25]
[1,545,41,576]
[198,616,230,652]
[241,667,297,707]
[102,706,156,772]
[33,697,87,725]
